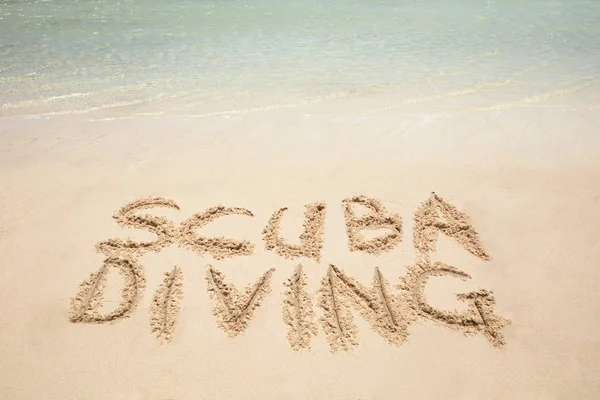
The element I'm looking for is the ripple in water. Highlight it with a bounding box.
[1,0,599,117]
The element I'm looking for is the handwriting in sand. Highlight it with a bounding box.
[69,193,511,351]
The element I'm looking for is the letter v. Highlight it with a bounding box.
[205,265,275,337]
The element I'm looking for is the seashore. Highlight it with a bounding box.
[1,105,600,398]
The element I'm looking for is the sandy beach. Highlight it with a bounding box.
[1,105,599,398]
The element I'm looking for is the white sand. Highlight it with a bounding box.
[1,107,600,399]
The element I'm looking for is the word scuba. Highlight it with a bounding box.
[69,193,511,351]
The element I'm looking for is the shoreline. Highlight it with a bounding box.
[2,107,599,169]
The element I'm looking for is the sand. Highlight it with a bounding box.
[1,106,600,399]
[263,202,327,262]
[282,264,319,351]
[150,266,184,344]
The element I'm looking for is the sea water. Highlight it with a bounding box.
[1,0,599,118]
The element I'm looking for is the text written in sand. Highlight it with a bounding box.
[69,193,510,351]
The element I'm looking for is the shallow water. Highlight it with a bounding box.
[1,0,599,117]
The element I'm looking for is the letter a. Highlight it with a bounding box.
[413,192,490,260]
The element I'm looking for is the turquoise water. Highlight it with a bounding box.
[1,0,599,117]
